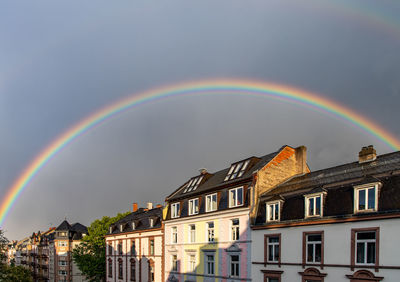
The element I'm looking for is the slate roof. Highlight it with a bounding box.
[108,207,163,235]
[255,150,400,226]
[54,220,87,240]
[166,145,290,201]
[55,220,71,231]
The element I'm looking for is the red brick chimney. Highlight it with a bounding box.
[132,203,138,212]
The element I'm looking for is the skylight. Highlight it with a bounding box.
[183,176,204,193]
[224,160,250,181]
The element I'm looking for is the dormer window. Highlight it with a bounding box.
[171,203,180,218]
[305,193,324,217]
[149,218,154,227]
[119,224,123,232]
[229,187,244,208]
[266,201,281,222]
[109,226,113,234]
[224,160,250,181]
[354,183,380,213]
[132,222,136,230]
[183,176,204,193]
[188,198,199,215]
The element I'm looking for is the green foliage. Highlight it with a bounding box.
[72,212,130,282]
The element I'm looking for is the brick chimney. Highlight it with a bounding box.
[359,145,377,163]
[132,203,138,212]
[147,202,153,210]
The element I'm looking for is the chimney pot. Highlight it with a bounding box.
[132,203,138,212]
[156,204,163,208]
[199,168,208,175]
[147,202,153,210]
[359,145,377,163]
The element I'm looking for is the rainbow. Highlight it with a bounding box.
[1,79,399,227]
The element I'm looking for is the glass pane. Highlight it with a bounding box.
[315,243,321,262]
[269,205,274,221]
[307,244,313,262]
[242,160,250,171]
[275,204,279,220]
[231,255,239,261]
[269,236,279,243]
[237,188,243,205]
[367,242,376,264]
[356,242,365,263]
[230,190,236,206]
[234,162,242,173]
[368,188,375,209]
[274,244,280,261]
[268,245,273,261]
[309,198,314,215]
[316,196,321,215]
[308,234,321,241]
[268,279,279,282]
[358,189,366,210]
[357,232,375,240]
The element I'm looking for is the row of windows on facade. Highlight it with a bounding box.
[266,184,379,222]
[109,239,155,256]
[108,259,155,281]
[112,218,157,234]
[170,219,240,244]
[265,228,378,266]
[171,186,244,218]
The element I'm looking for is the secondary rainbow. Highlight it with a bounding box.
[1,79,399,227]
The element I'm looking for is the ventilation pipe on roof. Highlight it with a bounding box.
[147,202,153,210]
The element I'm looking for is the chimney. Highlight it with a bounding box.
[147,202,153,210]
[359,145,377,163]
[132,203,138,212]
[199,168,208,175]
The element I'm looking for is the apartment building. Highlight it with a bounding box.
[163,145,308,281]
[252,146,400,282]
[106,203,164,282]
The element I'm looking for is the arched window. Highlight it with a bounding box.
[298,267,327,282]
[346,270,384,282]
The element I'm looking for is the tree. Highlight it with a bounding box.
[72,212,130,282]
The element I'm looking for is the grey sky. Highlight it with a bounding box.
[1,0,400,239]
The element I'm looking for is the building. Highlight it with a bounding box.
[252,145,400,282]
[163,145,308,281]
[105,203,164,282]
[49,220,88,282]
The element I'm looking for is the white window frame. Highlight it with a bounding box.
[355,231,377,265]
[354,183,380,213]
[171,254,178,271]
[205,193,217,212]
[230,255,240,277]
[231,219,240,241]
[58,260,67,266]
[188,198,199,216]
[304,192,324,218]
[306,234,322,263]
[58,241,67,247]
[229,187,244,208]
[188,224,196,243]
[207,222,215,242]
[266,201,281,222]
[171,227,178,244]
[171,203,180,219]
[188,254,196,272]
[206,254,215,275]
[266,236,280,262]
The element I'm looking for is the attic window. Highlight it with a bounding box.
[119,224,123,232]
[224,160,250,181]
[132,222,136,230]
[149,218,154,227]
[183,176,204,193]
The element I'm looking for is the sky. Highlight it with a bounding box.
[1,0,400,240]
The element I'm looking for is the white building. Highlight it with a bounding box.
[252,146,400,282]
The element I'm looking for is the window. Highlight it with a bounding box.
[130,259,136,281]
[58,260,67,266]
[189,225,196,243]
[188,198,199,215]
[132,221,136,230]
[59,270,67,275]
[148,262,155,282]
[118,259,123,279]
[229,187,244,207]
[149,239,154,255]
[58,241,67,247]
[299,268,327,282]
[109,226,113,233]
[225,160,250,181]
[188,255,196,272]
[231,219,240,241]
[183,176,204,193]
[265,234,280,263]
[118,242,123,255]
[354,184,379,213]
[206,193,217,212]
[303,232,323,265]
[207,222,215,242]
[108,244,113,255]
[108,259,112,278]
[230,255,240,277]
[263,270,283,282]
[266,201,280,222]
[171,227,178,244]
[131,241,136,255]
[171,203,180,218]
[305,193,323,217]
[353,229,378,265]
[206,254,215,275]
[120,224,124,232]
[172,255,178,271]
[149,218,154,227]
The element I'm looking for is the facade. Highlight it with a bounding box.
[252,146,400,282]
[164,145,309,281]
[105,203,164,282]
[49,220,88,282]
